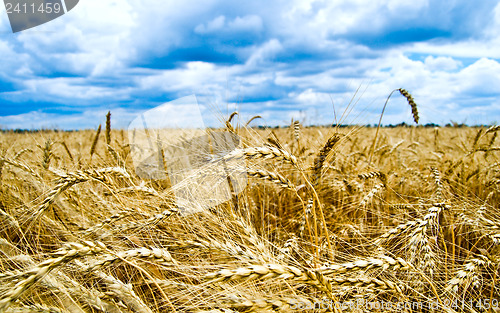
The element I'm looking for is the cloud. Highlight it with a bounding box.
[0,0,499,129]
[457,58,500,98]
[194,14,264,35]
[424,56,462,72]
[194,16,226,34]
[0,107,138,129]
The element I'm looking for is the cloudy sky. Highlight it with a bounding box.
[1,0,500,129]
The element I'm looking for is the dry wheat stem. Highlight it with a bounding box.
[220,146,299,168]
[195,309,239,313]
[105,184,160,196]
[82,211,131,235]
[486,125,500,134]
[0,241,105,311]
[244,115,262,127]
[431,167,443,201]
[389,139,405,154]
[60,141,73,161]
[222,295,314,312]
[312,134,341,185]
[192,238,265,263]
[107,144,125,167]
[89,124,101,159]
[75,260,154,313]
[398,88,419,124]
[206,256,410,284]
[27,167,130,224]
[1,157,43,181]
[246,168,296,190]
[116,205,179,231]
[358,171,387,185]
[10,303,64,313]
[105,111,111,146]
[319,255,410,275]
[205,264,308,283]
[12,148,33,161]
[85,247,177,272]
[360,183,384,206]
[446,255,491,293]
[369,88,419,164]
[293,120,300,142]
[41,139,53,170]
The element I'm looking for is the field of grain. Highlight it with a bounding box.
[0,116,499,312]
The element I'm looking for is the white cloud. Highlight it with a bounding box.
[194,16,226,34]
[228,15,263,32]
[457,58,500,96]
[195,14,263,35]
[137,61,232,93]
[424,56,461,71]
[22,77,130,100]
[0,107,138,129]
[245,39,282,66]
[0,0,499,129]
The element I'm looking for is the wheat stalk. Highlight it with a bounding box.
[485,125,500,134]
[105,111,111,145]
[446,255,491,293]
[89,124,101,160]
[222,295,315,312]
[105,183,159,196]
[389,139,405,154]
[359,183,384,207]
[244,115,262,127]
[27,167,129,223]
[358,171,387,185]
[293,120,300,141]
[430,167,444,200]
[312,133,341,184]
[220,146,299,168]
[225,112,238,134]
[246,168,295,190]
[319,255,410,275]
[206,255,410,284]
[10,303,64,312]
[60,141,73,162]
[0,241,105,311]
[368,88,419,164]
[116,205,179,231]
[41,139,53,170]
[85,247,176,272]
[75,260,154,313]
[13,148,33,161]
[205,264,307,283]
[190,238,264,263]
[398,88,419,124]
[2,157,43,181]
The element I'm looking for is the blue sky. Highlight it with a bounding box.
[1,0,500,129]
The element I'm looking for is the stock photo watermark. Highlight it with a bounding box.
[3,0,79,32]
[291,298,500,311]
[128,95,248,214]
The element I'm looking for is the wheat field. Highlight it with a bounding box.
[0,107,499,312]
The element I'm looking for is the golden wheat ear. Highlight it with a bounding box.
[369,88,419,164]
[89,124,101,160]
[105,111,111,145]
[398,88,419,124]
[293,120,300,141]
[225,111,238,133]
